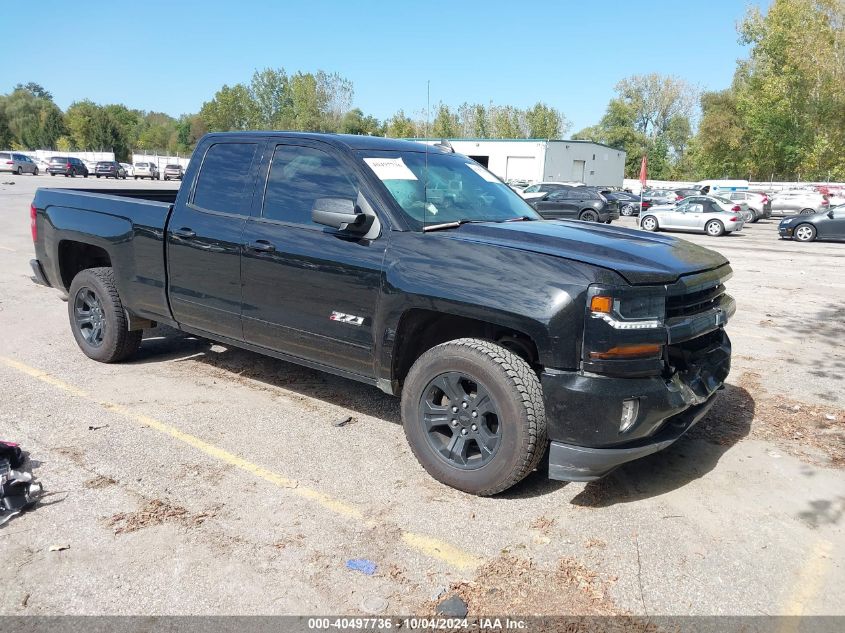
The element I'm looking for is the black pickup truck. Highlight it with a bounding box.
[30,132,734,495]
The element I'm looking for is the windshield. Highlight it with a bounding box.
[358,149,540,230]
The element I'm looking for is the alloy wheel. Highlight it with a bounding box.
[418,372,502,470]
[73,287,106,347]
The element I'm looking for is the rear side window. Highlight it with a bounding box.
[193,142,258,215]
[262,144,358,226]
[0,152,10,160]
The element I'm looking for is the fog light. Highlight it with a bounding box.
[620,398,639,433]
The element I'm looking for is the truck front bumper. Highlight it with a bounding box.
[542,329,730,481]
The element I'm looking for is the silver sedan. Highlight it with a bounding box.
[639,199,745,236]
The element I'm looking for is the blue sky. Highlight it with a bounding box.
[1,0,766,132]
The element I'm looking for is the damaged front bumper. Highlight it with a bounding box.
[542,330,731,481]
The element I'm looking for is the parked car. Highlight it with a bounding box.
[528,185,620,223]
[639,197,745,236]
[769,190,830,216]
[643,189,681,205]
[674,188,700,200]
[95,161,127,179]
[120,163,134,177]
[778,205,845,242]
[33,157,52,174]
[134,162,160,180]
[29,131,734,495]
[650,195,753,223]
[724,191,772,222]
[520,181,586,200]
[0,152,39,175]
[606,191,652,217]
[163,164,184,181]
[46,156,89,177]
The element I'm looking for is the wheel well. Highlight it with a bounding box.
[392,309,540,386]
[58,241,112,290]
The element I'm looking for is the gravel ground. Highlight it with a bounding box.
[0,174,842,617]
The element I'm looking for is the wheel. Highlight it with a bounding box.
[401,338,547,496]
[67,267,142,363]
[50,172,55,177]
[83,172,88,178]
[33,168,39,176]
[641,215,659,231]
[794,223,816,242]
[579,209,599,222]
[620,203,635,216]
[748,209,758,223]
[68,169,75,178]
[134,176,138,180]
[164,176,169,181]
[96,175,101,178]
[800,208,814,215]
[15,167,22,175]
[705,219,725,236]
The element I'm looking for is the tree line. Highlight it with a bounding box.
[0,0,841,180]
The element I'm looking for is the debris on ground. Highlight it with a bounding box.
[430,585,448,601]
[435,595,468,617]
[360,596,389,614]
[106,498,214,534]
[48,544,69,552]
[345,558,377,575]
[333,416,354,427]
[528,515,555,532]
[84,475,117,489]
[1,441,43,526]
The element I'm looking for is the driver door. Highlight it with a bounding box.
[820,207,845,240]
[240,140,387,379]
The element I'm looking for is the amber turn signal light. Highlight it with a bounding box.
[589,344,662,360]
[590,295,613,313]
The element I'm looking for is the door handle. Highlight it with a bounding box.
[247,240,276,253]
[173,227,196,239]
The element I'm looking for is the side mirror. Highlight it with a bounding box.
[540,193,551,201]
[828,210,835,219]
[312,197,365,232]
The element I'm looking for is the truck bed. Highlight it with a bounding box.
[32,187,177,325]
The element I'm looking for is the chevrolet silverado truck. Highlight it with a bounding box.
[29,132,734,495]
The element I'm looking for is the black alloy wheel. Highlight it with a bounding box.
[419,372,502,470]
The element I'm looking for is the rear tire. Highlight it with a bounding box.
[68,267,142,363]
[794,223,816,242]
[16,167,22,175]
[641,215,659,231]
[579,209,599,222]
[401,338,547,496]
[705,219,725,236]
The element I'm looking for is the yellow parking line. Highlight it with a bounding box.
[779,538,833,630]
[0,355,482,571]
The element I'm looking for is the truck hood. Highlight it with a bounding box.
[445,219,730,285]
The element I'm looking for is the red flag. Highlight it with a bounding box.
[639,155,648,188]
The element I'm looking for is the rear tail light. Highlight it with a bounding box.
[729,216,739,222]
[5,161,13,165]
[731,205,741,212]
[30,203,37,242]
[642,201,651,208]
[66,163,71,169]
[822,199,829,206]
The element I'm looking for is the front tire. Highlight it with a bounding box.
[705,219,725,236]
[33,168,39,176]
[67,267,142,363]
[794,223,816,242]
[401,338,547,496]
[641,215,659,231]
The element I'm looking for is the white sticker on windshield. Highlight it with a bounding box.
[466,163,499,183]
[363,157,418,181]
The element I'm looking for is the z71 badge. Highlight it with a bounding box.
[330,311,364,326]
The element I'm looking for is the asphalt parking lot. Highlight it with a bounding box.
[0,174,843,617]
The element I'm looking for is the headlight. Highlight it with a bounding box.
[589,290,665,329]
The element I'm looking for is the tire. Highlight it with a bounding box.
[69,169,75,178]
[96,175,101,178]
[749,209,758,223]
[33,168,39,176]
[794,223,816,242]
[164,176,169,181]
[67,267,142,363]
[620,203,635,216]
[641,215,659,232]
[401,338,547,496]
[579,209,599,222]
[16,167,22,175]
[50,172,55,177]
[705,219,725,236]
[800,208,814,215]
[134,176,138,180]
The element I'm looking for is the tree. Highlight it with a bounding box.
[386,110,417,138]
[489,105,524,138]
[199,84,256,131]
[14,82,53,101]
[339,108,382,135]
[431,103,459,137]
[0,87,65,149]
[525,102,567,139]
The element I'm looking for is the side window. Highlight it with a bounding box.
[192,142,258,215]
[548,191,569,201]
[524,185,538,193]
[262,144,358,227]
[690,204,704,213]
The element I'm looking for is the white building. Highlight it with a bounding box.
[410,138,627,187]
